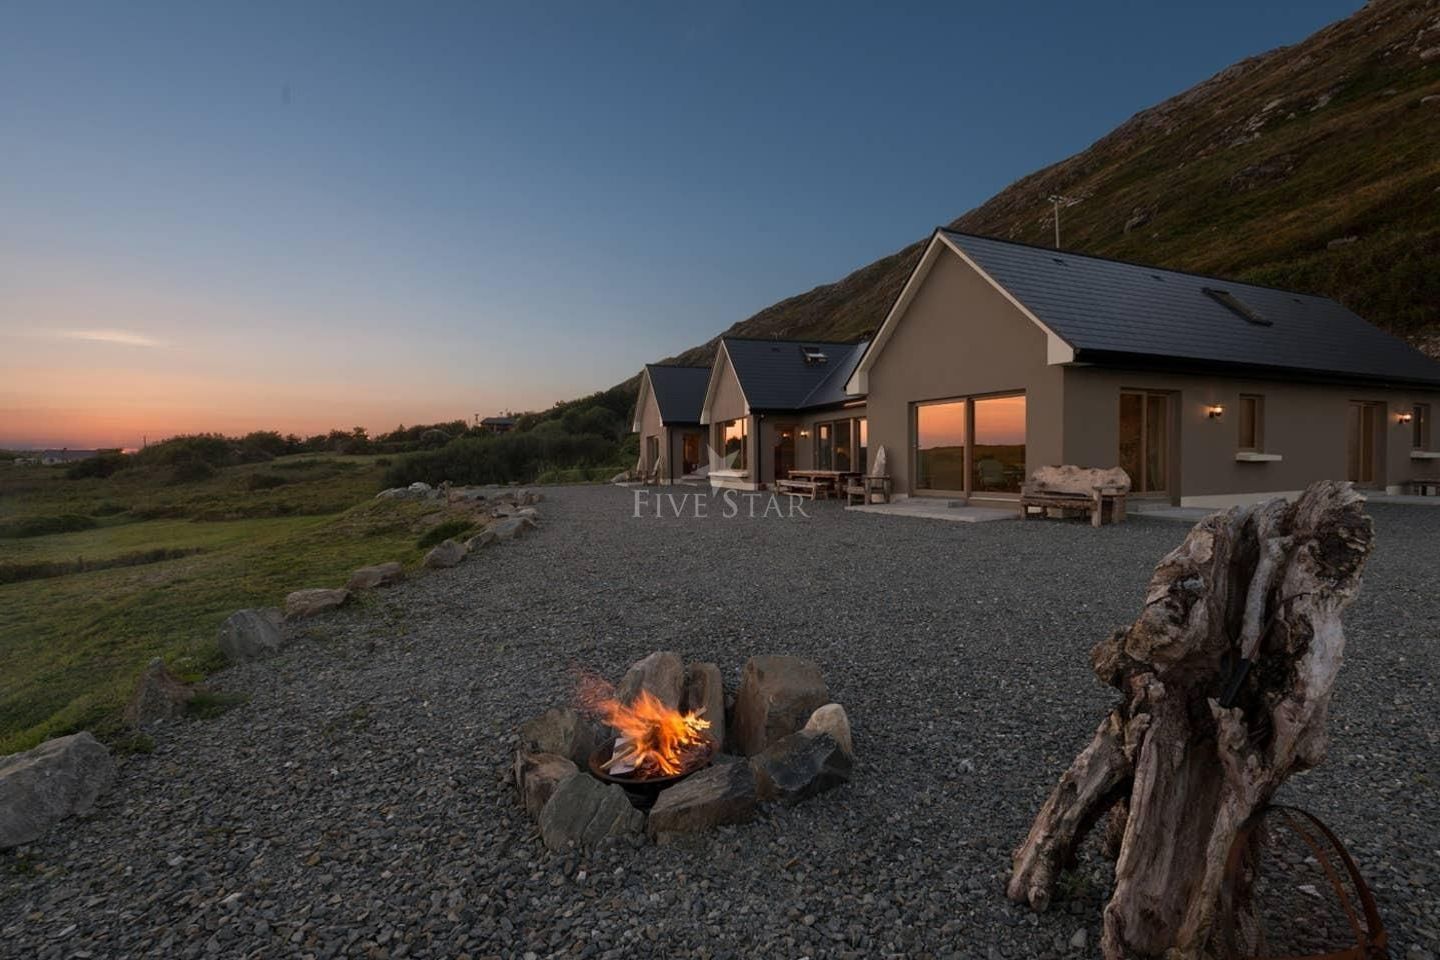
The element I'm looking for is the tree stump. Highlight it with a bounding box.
[1007,481,1374,959]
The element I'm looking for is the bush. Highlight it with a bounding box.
[170,458,217,484]
[66,453,130,480]
[245,473,289,491]
[417,519,475,549]
[534,466,620,484]
[136,434,234,469]
[383,432,620,487]
[0,514,99,538]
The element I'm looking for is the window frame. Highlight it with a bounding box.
[1238,394,1264,453]
[911,391,1026,498]
[1413,403,1432,451]
[715,417,748,473]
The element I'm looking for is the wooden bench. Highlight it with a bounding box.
[845,475,892,505]
[775,478,825,500]
[1019,465,1131,528]
[1407,478,1440,497]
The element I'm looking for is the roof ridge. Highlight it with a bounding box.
[645,362,712,371]
[721,335,861,346]
[939,228,1337,301]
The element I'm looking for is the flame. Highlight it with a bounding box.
[577,676,712,778]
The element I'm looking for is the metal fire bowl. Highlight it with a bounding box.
[587,741,715,811]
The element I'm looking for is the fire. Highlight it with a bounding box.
[578,678,712,778]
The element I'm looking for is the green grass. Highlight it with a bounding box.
[0,455,473,754]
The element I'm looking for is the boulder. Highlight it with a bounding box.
[802,703,853,758]
[346,561,404,591]
[515,507,541,521]
[423,539,466,569]
[491,517,536,540]
[609,471,629,484]
[123,658,196,726]
[0,733,115,849]
[465,529,498,551]
[519,707,602,765]
[751,731,852,805]
[217,608,285,661]
[731,655,830,756]
[647,761,757,841]
[617,651,686,710]
[683,662,726,750]
[284,588,350,620]
[513,751,578,820]
[538,775,644,851]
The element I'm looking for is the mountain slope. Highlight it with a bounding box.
[659,0,1440,370]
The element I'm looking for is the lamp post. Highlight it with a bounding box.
[1048,194,1080,249]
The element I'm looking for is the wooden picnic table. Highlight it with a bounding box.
[782,469,860,499]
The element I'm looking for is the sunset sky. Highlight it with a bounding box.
[0,1,1358,449]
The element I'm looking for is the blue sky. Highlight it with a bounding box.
[0,1,1360,446]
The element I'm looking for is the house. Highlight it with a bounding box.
[39,449,100,465]
[845,229,1440,507]
[479,415,516,435]
[631,364,711,483]
[698,338,869,490]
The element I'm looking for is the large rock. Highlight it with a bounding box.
[731,655,830,756]
[617,651,685,710]
[491,516,536,540]
[284,588,350,620]
[683,662,726,750]
[216,608,284,661]
[423,539,466,569]
[519,707,602,766]
[803,703,853,758]
[0,733,115,849]
[538,775,644,851]
[751,731,852,805]
[647,761,757,841]
[123,658,196,726]
[346,561,404,591]
[513,752,578,820]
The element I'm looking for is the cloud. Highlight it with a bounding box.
[57,329,168,348]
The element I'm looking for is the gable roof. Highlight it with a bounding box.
[718,337,869,412]
[644,364,711,424]
[936,229,1440,386]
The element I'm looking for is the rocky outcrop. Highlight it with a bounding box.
[752,731,852,805]
[123,658,196,726]
[731,655,830,756]
[422,539,466,569]
[513,752,578,819]
[346,562,404,591]
[284,588,350,620]
[217,608,285,662]
[0,733,115,849]
[617,651,686,710]
[538,775,644,851]
[647,760,757,841]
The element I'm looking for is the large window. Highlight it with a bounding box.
[1238,395,1264,452]
[816,417,866,472]
[1414,403,1432,451]
[914,399,969,492]
[971,395,1027,494]
[716,418,748,472]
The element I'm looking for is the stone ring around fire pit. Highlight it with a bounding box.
[513,652,854,848]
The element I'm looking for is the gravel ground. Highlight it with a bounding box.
[2,484,1437,960]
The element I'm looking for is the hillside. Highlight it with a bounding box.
[657,0,1440,371]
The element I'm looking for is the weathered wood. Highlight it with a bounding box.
[1008,480,1374,959]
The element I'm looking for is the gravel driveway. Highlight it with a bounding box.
[2,485,1437,959]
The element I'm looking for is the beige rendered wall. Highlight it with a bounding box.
[634,380,664,477]
[1061,367,1440,504]
[705,351,759,489]
[864,251,1064,497]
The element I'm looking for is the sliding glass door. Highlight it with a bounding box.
[1119,391,1169,495]
[915,399,968,493]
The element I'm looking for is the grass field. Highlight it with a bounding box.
[0,456,462,754]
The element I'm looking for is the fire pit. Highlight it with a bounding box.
[512,652,855,847]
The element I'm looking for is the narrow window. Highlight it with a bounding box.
[716,418,748,471]
[1238,395,1264,452]
[1415,403,1432,451]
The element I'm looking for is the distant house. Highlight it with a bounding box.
[39,449,100,466]
[631,364,712,483]
[698,338,869,490]
[480,415,516,435]
[846,229,1440,506]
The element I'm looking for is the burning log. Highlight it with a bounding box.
[1007,480,1374,959]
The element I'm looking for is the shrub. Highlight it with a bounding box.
[417,519,475,549]
[135,434,234,469]
[0,514,99,538]
[66,453,130,480]
[384,432,620,487]
[170,458,217,484]
[245,473,289,491]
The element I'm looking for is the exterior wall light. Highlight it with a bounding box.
[799,429,810,438]
[1206,404,1225,420]
[1397,411,1414,424]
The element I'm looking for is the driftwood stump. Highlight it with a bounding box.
[1008,480,1374,959]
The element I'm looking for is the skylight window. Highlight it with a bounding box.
[1202,287,1272,327]
[801,347,828,365]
